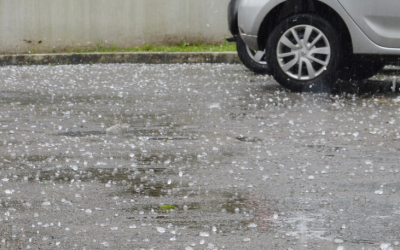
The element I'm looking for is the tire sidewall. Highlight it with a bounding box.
[267,14,341,92]
[237,35,269,75]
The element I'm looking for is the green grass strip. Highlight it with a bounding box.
[66,41,236,53]
[160,204,176,211]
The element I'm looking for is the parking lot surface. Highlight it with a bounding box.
[1,64,400,249]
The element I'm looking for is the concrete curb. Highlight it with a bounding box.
[0,52,241,66]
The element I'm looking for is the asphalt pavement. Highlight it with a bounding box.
[0,63,400,249]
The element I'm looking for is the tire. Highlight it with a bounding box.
[339,57,385,82]
[266,14,341,92]
[237,35,269,74]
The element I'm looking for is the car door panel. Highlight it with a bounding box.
[338,0,400,48]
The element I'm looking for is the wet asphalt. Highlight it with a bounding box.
[0,63,400,250]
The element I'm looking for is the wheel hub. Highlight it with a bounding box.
[276,25,331,81]
[300,44,308,56]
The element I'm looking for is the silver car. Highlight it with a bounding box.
[233,0,400,92]
[227,0,269,74]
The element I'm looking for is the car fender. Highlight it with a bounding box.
[238,0,286,50]
[228,0,241,36]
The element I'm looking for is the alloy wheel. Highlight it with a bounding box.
[277,25,331,81]
[245,46,267,65]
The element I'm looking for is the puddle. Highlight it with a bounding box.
[2,154,66,164]
[124,190,279,235]
[26,163,178,184]
[56,130,106,137]
[134,191,249,213]
[236,136,262,143]
[0,91,134,106]
[19,151,199,187]
[30,167,138,183]
[16,156,278,235]
[56,128,195,139]
[129,179,180,198]
[185,193,248,214]
[0,91,51,106]
[135,153,197,165]
[25,155,52,162]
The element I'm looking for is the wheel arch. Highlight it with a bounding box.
[257,0,352,55]
[228,0,240,36]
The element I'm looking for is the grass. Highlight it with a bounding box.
[160,204,176,211]
[66,40,236,53]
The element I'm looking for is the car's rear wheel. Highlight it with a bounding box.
[237,35,269,74]
[267,14,341,92]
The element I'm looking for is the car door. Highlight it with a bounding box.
[338,0,400,48]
